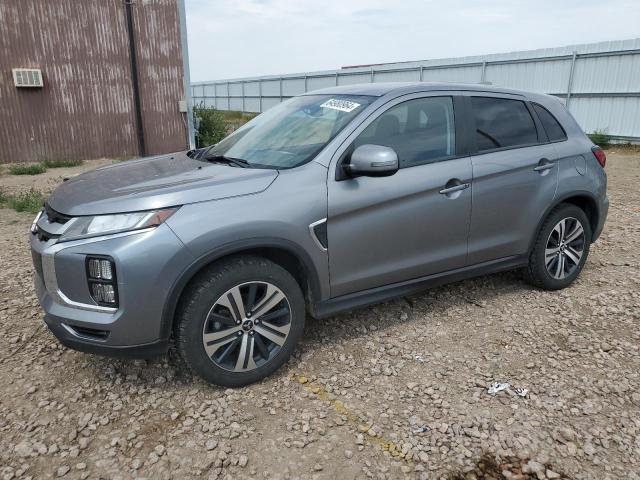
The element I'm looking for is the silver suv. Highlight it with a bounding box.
[30,83,608,386]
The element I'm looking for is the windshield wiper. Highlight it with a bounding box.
[205,154,250,168]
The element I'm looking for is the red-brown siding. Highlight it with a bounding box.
[133,0,187,155]
[0,0,188,164]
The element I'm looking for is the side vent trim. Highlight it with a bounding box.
[309,218,328,252]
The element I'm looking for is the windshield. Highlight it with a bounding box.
[206,94,376,169]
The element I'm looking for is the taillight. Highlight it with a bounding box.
[592,146,606,168]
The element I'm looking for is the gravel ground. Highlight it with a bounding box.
[1,151,639,480]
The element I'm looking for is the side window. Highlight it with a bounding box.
[471,97,538,152]
[354,96,456,168]
[532,103,567,142]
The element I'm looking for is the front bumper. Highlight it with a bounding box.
[31,218,193,357]
[44,315,169,358]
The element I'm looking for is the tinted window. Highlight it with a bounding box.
[354,97,455,167]
[471,97,538,151]
[533,103,567,142]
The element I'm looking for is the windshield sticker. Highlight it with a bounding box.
[320,98,361,113]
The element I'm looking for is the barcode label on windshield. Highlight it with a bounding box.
[320,99,361,113]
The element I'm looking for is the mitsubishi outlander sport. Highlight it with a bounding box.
[30,82,608,386]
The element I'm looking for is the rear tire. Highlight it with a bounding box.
[524,204,591,290]
[175,255,305,387]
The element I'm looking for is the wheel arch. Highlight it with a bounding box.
[529,191,600,253]
[160,238,323,340]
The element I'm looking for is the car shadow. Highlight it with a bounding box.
[77,269,533,389]
[300,269,528,347]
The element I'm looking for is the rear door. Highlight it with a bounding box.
[327,93,473,297]
[465,93,559,264]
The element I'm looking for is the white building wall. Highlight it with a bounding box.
[192,38,640,140]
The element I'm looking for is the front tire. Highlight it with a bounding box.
[524,204,591,290]
[175,255,305,387]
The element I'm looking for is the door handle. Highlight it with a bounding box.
[534,163,555,172]
[439,183,470,195]
[534,158,555,172]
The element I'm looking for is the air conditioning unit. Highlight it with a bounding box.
[12,68,43,88]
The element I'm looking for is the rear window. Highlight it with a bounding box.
[532,103,567,142]
[471,97,538,152]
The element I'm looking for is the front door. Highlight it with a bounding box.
[327,94,472,297]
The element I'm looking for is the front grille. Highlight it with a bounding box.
[31,250,44,279]
[37,230,55,242]
[31,203,72,243]
[44,203,72,225]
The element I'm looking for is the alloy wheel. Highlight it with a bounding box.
[545,217,586,280]
[201,281,292,372]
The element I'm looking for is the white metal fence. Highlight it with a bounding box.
[192,39,640,141]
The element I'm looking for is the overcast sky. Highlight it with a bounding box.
[186,0,640,82]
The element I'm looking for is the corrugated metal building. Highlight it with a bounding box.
[192,38,640,141]
[0,0,193,164]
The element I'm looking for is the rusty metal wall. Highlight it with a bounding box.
[132,0,187,155]
[0,0,188,164]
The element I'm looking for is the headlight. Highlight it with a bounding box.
[59,207,178,242]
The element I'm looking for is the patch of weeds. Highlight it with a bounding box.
[194,105,228,147]
[220,110,257,122]
[588,129,611,149]
[220,110,257,134]
[5,188,45,214]
[9,163,46,175]
[42,158,83,168]
[193,107,258,147]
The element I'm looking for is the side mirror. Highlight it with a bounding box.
[346,144,399,177]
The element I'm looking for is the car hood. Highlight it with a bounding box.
[46,151,278,216]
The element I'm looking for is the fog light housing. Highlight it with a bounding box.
[91,283,116,304]
[86,256,118,307]
[88,258,113,280]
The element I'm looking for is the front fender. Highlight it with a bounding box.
[158,236,325,340]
